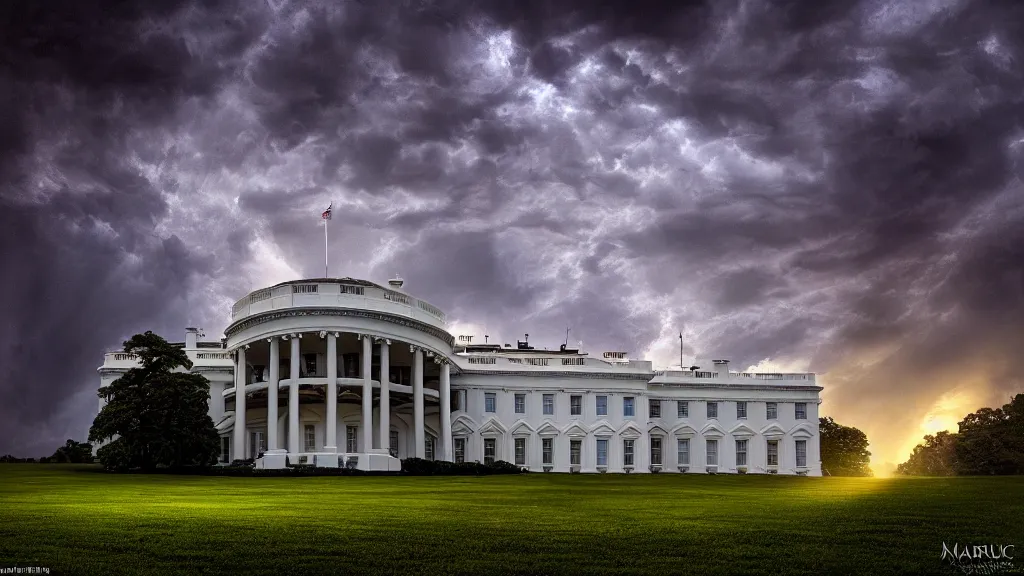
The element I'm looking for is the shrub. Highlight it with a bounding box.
[400,458,527,476]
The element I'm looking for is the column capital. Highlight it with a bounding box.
[266,337,275,343]
[410,344,422,353]
[333,332,341,338]
[426,350,435,358]
[243,344,250,350]
[319,330,328,338]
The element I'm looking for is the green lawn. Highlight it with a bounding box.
[1,465,1022,575]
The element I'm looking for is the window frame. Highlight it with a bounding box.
[623,439,635,467]
[766,402,778,420]
[570,395,582,416]
[650,436,663,466]
[514,437,526,466]
[706,438,719,466]
[736,401,747,419]
[483,438,496,465]
[304,424,316,453]
[796,439,807,467]
[649,399,661,419]
[542,438,553,465]
[543,394,554,415]
[569,439,581,466]
[736,439,748,466]
[514,393,526,414]
[795,402,807,420]
[623,397,635,417]
[454,438,466,464]
[485,392,496,413]
[596,438,608,466]
[677,438,690,466]
[677,400,688,418]
[767,439,779,466]
[596,395,608,416]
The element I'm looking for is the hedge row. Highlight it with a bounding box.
[400,458,527,475]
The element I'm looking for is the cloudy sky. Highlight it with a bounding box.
[2,0,1022,472]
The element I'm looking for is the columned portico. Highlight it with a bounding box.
[440,360,452,461]
[378,337,390,454]
[288,334,300,455]
[413,346,425,458]
[361,334,373,452]
[324,331,338,452]
[267,337,279,450]
[232,346,246,461]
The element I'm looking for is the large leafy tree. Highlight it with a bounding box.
[819,416,873,476]
[896,431,959,476]
[89,331,221,471]
[48,439,95,463]
[955,395,1024,475]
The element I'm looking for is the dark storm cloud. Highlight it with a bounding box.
[2,0,1023,469]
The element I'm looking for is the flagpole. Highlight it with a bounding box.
[324,209,329,278]
[679,332,683,371]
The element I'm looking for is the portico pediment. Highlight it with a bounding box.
[451,414,478,436]
[509,419,535,436]
[671,423,697,438]
[537,420,560,437]
[590,420,616,437]
[790,423,815,439]
[618,421,642,439]
[729,423,756,439]
[478,417,507,436]
[562,421,588,438]
[701,422,726,438]
[648,424,669,437]
[760,422,786,439]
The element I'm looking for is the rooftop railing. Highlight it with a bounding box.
[230,280,447,328]
[653,370,816,383]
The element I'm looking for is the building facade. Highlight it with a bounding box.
[96,277,822,475]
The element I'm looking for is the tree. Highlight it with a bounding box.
[819,416,873,476]
[88,331,221,471]
[896,431,959,476]
[955,394,1024,475]
[48,439,95,463]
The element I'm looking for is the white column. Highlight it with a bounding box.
[289,335,300,454]
[267,337,279,451]
[378,338,390,455]
[413,346,424,458]
[233,346,247,461]
[361,334,372,452]
[440,360,452,461]
[637,392,649,471]
[325,332,338,452]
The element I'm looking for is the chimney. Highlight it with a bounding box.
[712,359,730,376]
[388,276,404,291]
[185,327,199,350]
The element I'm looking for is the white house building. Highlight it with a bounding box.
[96,277,822,475]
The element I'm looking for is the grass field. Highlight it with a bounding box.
[1,465,1023,575]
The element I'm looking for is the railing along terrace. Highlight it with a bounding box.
[230,280,447,326]
[653,370,815,382]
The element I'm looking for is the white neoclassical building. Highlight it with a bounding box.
[97,277,822,475]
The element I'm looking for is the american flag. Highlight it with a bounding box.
[321,203,332,220]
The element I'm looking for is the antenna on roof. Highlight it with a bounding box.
[484,334,489,344]
[564,326,570,348]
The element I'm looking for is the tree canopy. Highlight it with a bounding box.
[819,416,873,476]
[45,439,95,463]
[88,331,221,471]
[897,394,1024,476]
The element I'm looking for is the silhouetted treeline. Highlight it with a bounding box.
[897,394,1024,475]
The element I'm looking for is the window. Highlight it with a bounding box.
[542,438,553,465]
[651,437,662,466]
[736,439,748,466]
[596,395,608,416]
[304,425,316,452]
[484,438,496,465]
[389,430,399,458]
[795,402,807,420]
[707,402,718,419]
[346,426,357,453]
[677,401,688,418]
[570,395,582,416]
[543,394,554,415]
[767,440,779,466]
[766,402,778,420]
[624,397,635,417]
[457,390,467,412]
[514,393,525,414]
[649,399,661,418]
[677,438,690,466]
[454,438,465,463]
[570,440,581,466]
[796,440,807,467]
[596,439,608,466]
[736,401,747,419]
[623,439,635,466]
[303,354,317,377]
[250,431,266,459]
[515,438,526,466]
[706,439,718,466]
[425,435,436,461]
[485,393,496,413]
[220,436,230,463]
